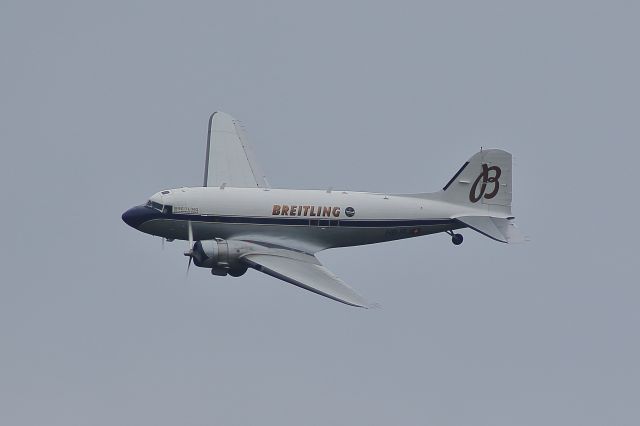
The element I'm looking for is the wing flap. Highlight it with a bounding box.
[204,112,268,188]
[242,252,369,308]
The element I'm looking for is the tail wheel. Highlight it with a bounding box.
[452,233,463,245]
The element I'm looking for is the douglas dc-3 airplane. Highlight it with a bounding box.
[122,112,524,307]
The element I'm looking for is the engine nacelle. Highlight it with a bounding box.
[191,239,250,277]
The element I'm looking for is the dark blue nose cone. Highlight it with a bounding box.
[122,205,156,229]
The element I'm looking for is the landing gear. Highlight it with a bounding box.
[447,230,464,245]
[228,266,248,277]
[210,266,248,277]
[211,267,228,276]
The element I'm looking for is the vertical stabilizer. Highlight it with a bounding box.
[441,149,512,215]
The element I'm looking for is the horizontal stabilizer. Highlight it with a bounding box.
[456,216,524,244]
[242,252,370,308]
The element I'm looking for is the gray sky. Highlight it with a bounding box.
[1,1,639,425]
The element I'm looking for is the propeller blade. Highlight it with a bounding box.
[185,221,195,277]
[184,220,194,257]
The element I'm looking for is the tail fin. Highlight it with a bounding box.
[441,149,512,215]
[441,149,524,243]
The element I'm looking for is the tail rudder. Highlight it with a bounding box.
[441,149,512,215]
[440,149,525,243]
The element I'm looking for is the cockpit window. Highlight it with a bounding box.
[146,200,160,210]
[145,200,172,213]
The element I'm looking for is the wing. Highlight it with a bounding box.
[241,249,370,308]
[203,112,269,188]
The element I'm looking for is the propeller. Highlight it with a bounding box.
[184,220,194,276]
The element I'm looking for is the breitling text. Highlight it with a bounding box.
[272,204,341,217]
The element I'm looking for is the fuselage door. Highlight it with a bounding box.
[310,218,339,229]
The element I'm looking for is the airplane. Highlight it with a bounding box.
[122,112,524,308]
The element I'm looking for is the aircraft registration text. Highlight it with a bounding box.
[174,206,199,214]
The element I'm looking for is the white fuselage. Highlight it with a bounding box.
[136,187,470,253]
[121,112,519,306]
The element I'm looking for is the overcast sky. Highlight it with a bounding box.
[1,1,639,425]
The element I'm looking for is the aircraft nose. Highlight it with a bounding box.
[122,205,154,229]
